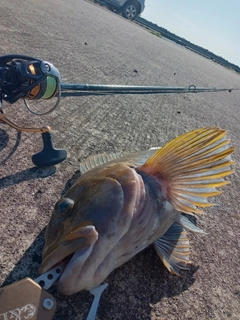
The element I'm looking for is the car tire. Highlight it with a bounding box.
[121,1,140,20]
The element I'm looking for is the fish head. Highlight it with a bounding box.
[39,164,143,294]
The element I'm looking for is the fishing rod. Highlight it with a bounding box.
[61,83,234,95]
[0,54,238,167]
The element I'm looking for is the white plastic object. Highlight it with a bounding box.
[34,263,64,290]
[86,283,108,320]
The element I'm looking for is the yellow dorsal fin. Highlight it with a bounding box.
[139,128,235,214]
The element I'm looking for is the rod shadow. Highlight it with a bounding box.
[0,129,21,166]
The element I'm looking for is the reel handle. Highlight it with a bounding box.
[0,109,67,167]
[32,132,67,167]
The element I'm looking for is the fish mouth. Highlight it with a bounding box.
[39,225,99,278]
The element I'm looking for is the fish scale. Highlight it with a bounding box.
[38,127,234,295]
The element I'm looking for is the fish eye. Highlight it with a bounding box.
[54,198,74,216]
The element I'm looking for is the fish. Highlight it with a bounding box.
[39,127,235,295]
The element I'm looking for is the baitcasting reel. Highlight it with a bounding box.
[0,54,67,167]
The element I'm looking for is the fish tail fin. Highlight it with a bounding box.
[139,128,235,214]
[154,223,191,275]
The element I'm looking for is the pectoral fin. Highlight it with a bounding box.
[154,223,191,275]
[179,214,205,234]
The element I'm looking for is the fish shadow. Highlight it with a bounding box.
[1,231,198,320]
[94,247,198,320]
[1,169,198,320]
[1,230,46,287]
[61,169,81,196]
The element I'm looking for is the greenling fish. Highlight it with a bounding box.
[39,127,234,295]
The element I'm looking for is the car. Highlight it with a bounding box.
[94,0,145,20]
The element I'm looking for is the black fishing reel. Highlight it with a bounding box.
[0,54,67,167]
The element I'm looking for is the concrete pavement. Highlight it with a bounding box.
[0,0,240,319]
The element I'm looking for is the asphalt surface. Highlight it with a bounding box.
[0,0,240,319]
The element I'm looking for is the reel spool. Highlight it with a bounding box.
[0,54,67,166]
[23,60,61,115]
[25,76,58,100]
